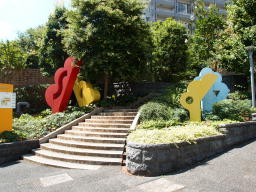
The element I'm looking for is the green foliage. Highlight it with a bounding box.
[155,82,187,107]
[139,82,189,122]
[189,0,225,70]
[139,102,172,121]
[0,40,26,70]
[63,0,151,96]
[212,99,251,121]
[228,0,256,47]
[18,26,46,69]
[12,111,84,140]
[211,28,248,73]
[228,91,250,100]
[0,105,95,143]
[170,108,188,122]
[38,7,69,76]
[139,102,189,122]
[150,18,188,81]
[15,84,49,114]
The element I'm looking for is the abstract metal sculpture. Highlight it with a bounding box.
[73,80,101,107]
[45,57,82,113]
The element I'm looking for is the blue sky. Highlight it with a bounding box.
[0,0,71,41]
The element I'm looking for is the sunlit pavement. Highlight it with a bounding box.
[1,139,256,192]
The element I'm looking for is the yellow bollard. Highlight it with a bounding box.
[73,80,101,107]
[0,83,14,133]
[180,74,218,122]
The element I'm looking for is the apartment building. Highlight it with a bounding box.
[143,0,228,26]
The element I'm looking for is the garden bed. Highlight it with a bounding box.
[0,106,95,143]
[126,121,256,176]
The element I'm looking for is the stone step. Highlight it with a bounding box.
[78,122,131,128]
[41,143,123,158]
[49,138,125,150]
[91,115,135,120]
[23,155,101,170]
[103,109,138,112]
[85,119,133,124]
[65,130,127,138]
[99,112,137,116]
[58,134,126,144]
[72,126,129,133]
[33,149,122,165]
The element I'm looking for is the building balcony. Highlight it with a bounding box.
[204,0,227,9]
[156,0,175,9]
[156,8,193,21]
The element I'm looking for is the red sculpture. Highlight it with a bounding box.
[45,57,83,113]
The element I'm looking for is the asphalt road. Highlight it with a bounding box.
[1,139,256,192]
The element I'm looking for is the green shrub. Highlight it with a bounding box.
[203,112,221,121]
[139,102,172,121]
[228,91,250,100]
[154,82,187,107]
[170,108,189,122]
[212,99,251,121]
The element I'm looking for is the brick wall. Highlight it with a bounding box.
[0,69,54,87]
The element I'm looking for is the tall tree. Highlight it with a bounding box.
[18,26,46,69]
[151,18,188,81]
[228,0,256,47]
[38,7,69,76]
[189,0,225,71]
[0,40,26,70]
[63,0,151,97]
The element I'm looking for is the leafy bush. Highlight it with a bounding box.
[170,108,189,122]
[212,99,251,121]
[228,91,250,100]
[139,102,172,121]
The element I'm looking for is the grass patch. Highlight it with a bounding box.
[128,120,236,144]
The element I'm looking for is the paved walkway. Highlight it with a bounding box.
[1,139,256,192]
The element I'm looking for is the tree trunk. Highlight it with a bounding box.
[104,74,109,98]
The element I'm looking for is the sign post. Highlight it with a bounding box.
[0,83,16,133]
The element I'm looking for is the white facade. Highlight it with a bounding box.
[144,0,228,26]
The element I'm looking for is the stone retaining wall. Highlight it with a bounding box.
[0,140,39,165]
[126,121,256,176]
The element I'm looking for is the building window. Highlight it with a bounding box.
[177,2,192,14]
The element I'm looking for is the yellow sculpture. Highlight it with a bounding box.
[0,83,14,133]
[73,80,101,107]
[180,74,218,121]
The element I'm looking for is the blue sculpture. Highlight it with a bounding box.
[194,68,230,112]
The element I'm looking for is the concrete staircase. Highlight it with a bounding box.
[23,109,137,169]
